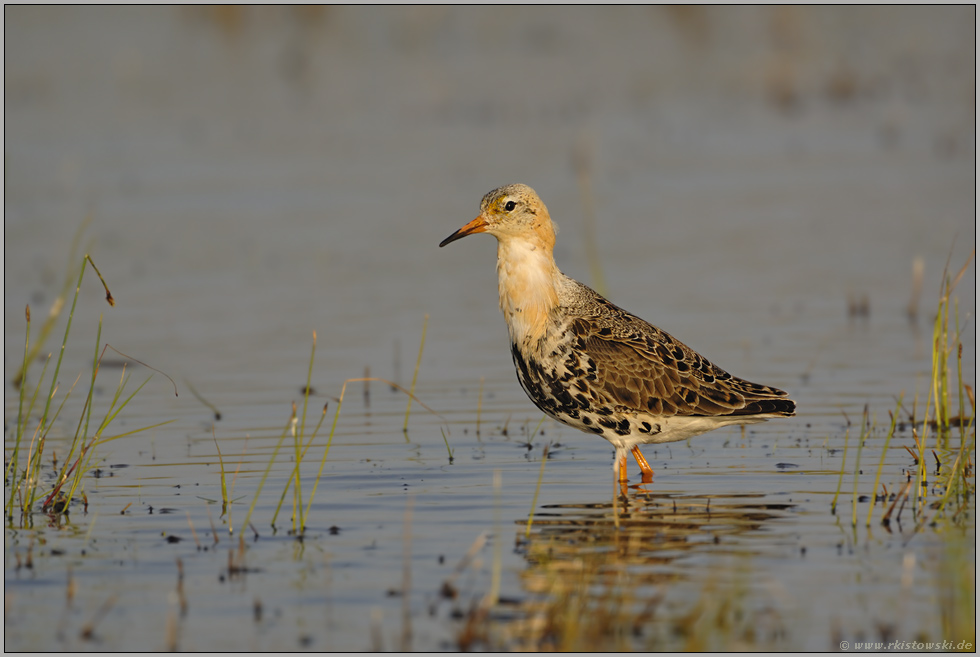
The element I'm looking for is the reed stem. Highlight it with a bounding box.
[403,314,428,432]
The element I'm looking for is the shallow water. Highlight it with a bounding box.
[4,6,976,651]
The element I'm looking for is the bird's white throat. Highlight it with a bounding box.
[495,237,560,347]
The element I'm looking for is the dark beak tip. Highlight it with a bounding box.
[439,231,461,248]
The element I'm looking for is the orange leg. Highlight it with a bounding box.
[631,445,654,483]
[617,454,630,498]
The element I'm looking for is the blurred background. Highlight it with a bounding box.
[5,7,974,392]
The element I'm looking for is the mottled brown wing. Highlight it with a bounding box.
[570,316,795,418]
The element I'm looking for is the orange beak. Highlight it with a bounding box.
[439,215,488,247]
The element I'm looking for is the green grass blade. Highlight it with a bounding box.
[526,444,550,538]
[851,407,869,527]
[301,381,349,533]
[214,432,229,520]
[11,217,92,389]
[441,428,454,463]
[258,411,297,531]
[403,314,428,433]
[293,332,318,526]
[867,397,902,527]
[7,306,32,490]
[831,426,849,516]
[39,257,89,429]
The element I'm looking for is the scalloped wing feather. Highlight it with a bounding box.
[567,304,796,420]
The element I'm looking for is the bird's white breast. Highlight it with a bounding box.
[495,238,560,348]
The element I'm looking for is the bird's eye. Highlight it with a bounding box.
[504,200,517,212]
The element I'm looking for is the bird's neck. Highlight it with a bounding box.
[495,236,560,349]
